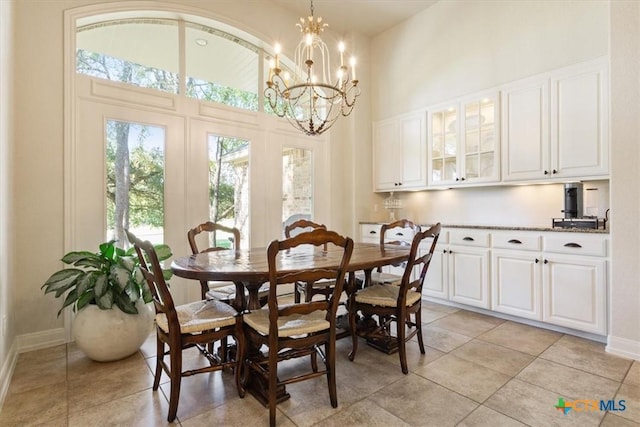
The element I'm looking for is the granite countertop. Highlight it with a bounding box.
[359,221,609,234]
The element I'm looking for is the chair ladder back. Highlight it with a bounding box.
[126,230,178,325]
[409,223,442,295]
[266,228,353,322]
[188,221,240,254]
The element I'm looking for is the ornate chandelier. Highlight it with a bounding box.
[265,0,360,136]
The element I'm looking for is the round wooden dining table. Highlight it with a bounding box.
[170,241,411,310]
[171,241,411,405]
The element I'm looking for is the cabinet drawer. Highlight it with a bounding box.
[449,229,490,247]
[492,232,541,251]
[384,226,415,243]
[361,224,382,243]
[544,234,607,257]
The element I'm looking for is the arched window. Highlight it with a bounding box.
[76,17,263,111]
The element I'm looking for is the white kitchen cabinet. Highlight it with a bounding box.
[501,57,609,182]
[373,111,427,192]
[448,245,490,309]
[359,223,417,279]
[491,230,607,334]
[491,232,543,320]
[428,92,500,187]
[501,75,550,182]
[421,231,449,300]
[428,102,459,186]
[422,228,490,308]
[541,232,607,335]
[550,59,609,179]
[422,228,490,307]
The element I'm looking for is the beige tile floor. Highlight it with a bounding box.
[1,300,639,426]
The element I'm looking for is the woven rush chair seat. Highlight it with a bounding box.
[348,223,441,375]
[126,230,244,423]
[244,307,329,337]
[240,228,353,427]
[155,299,238,334]
[353,283,422,308]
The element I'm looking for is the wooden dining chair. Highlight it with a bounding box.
[126,230,245,422]
[348,223,441,374]
[187,221,242,303]
[284,218,336,303]
[357,219,421,287]
[240,228,354,427]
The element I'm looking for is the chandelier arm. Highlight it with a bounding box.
[264,0,360,136]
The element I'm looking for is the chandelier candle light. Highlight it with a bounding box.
[265,0,360,136]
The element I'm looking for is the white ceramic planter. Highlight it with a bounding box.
[73,300,154,362]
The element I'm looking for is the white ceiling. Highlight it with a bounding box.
[271,0,439,37]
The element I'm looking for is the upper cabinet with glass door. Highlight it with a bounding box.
[462,94,499,183]
[428,92,500,187]
[428,104,459,186]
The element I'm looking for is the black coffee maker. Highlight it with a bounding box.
[562,182,583,218]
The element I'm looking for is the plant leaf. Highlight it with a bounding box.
[154,244,173,261]
[75,271,95,296]
[72,257,104,269]
[61,251,100,264]
[100,240,117,260]
[114,292,138,314]
[96,289,114,309]
[93,274,109,297]
[76,289,95,311]
[42,269,83,293]
[141,281,154,303]
[57,289,78,316]
[119,256,136,273]
[162,269,173,281]
[110,265,130,290]
[124,279,141,301]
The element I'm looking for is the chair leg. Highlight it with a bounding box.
[415,308,425,354]
[268,350,278,427]
[304,282,313,302]
[167,344,183,422]
[311,349,319,372]
[220,337,228,363]
[294,284,301,303]
[326,340,338,408]
[153,334,163,390]
[348,308,358,361]
[234,324,246,398]
[397,310,408,375]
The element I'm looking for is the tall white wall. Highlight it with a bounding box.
[362,1,609,227]
[370,0,608,120]
[608,1,640,358]
[0,0,16,404]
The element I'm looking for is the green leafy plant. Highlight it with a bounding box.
[42,240,172,316]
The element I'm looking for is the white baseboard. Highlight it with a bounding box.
[16,328,66,354]
[0,339,18,411]
[606,335,640,361]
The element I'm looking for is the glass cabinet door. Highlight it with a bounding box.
[430,106,459,185]
[462,95,498,183]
